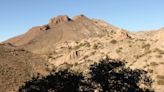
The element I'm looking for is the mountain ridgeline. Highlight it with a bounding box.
[5,15,130,54]
[1,15,164,92]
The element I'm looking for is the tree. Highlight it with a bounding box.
[89,58,153,92]
[19,70,83,92]
[19,58,154,92]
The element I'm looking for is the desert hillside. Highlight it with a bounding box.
[1,15,164,92]
[0,43,51,92]
[5,15,128,54]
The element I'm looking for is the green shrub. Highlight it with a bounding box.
[110,39,117,44]
[116,49,121,53]
[92,44,98,49]
[129,45,132,47]
[142,43,150,50]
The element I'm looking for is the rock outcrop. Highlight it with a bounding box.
[49,15,72,27]
[72,14,88,20]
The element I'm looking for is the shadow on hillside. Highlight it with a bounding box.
[19,58,154,92]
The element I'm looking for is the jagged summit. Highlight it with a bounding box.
[5,14,128,54]
[72,14,88,20]
[48,15,89,27]
[49,15,72,27]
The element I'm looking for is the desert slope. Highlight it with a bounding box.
[0,43,50,92]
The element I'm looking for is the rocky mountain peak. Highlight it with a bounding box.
[49,15,72,27]
[72,14,88,20]
[5,14,129,53]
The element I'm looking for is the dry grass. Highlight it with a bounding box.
[157,80,164,85]
[156,75,164,85]
[154,48,164,54]
[156,54,163,58]
[150,62,159,66]
[156,75,164,79]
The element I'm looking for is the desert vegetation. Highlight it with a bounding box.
[19,58,153,92]
[154,48,164,54]
[110,39,117,44]
[156,75,164,85]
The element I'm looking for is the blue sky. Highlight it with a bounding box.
[0,0,164,42]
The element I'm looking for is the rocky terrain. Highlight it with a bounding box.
[1,15,164,92]
[5,15,119,54]
[0,43,51,92]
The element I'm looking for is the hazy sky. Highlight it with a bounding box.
[0,0,164,42]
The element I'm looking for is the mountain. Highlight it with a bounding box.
[2,15,164,92]
[5,15,130,54]
[0,43,50,92]
[43,27,164,92]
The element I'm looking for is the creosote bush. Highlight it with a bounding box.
[116,49,121,53]
[19,58,154,92]
[142,43,150,49]
[110,39,117,44]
